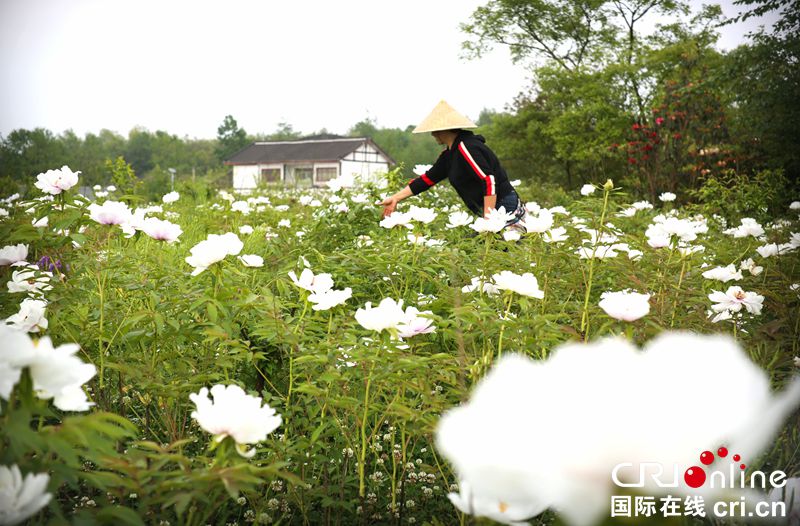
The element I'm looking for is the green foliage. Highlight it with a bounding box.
[106,156,141,198]
[688,168,791,223]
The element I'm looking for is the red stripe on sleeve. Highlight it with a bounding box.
[421,174,434,186]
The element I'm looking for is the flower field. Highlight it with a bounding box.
[1,166,800,525]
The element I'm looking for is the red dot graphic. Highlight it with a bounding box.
[740,464,746,470]
[733,454,741,462]
[684,467,706,488]
[700,451,714,465]
[717,447,728,457]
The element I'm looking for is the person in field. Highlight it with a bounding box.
[379,100,526,231]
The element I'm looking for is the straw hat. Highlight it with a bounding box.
[412,100,477,134]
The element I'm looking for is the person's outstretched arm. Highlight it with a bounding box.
[379,186,413,217]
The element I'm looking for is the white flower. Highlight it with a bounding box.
[413,164,432,176]
[278,219,291,228]
[335,202,349,214]
[449,480,538,526]
[701,264,743,283]
[447,211,474,229]
[162,191,180,204]
[708,286,764,315]
[658,192,676,202]
[729,218,765,239]
[580,184,595,196]
[789,201,800,210]
[7,265,53,296]
[274,204,290,212]
[543,227,568,244]
[461,277,500,296]
[288,268,333,294]
[408,205,437,224]
[0,244,28,266]
[380,211,413,229]
[0,464,52,525]
[88,200,132,226]
[190,384,282,458]
[0,326,95,411]
[6,299,48,333]
[106,185,116,192]
[521,208,554,234]
[355,298,406,333]
[632,200,653,210]
[238,225,254,235]
[436,332,800,526]
[756,243,781,258]
[471,208,511,233]
[299,195,313,206]
[575,245,618,259]
[510,179,521,187]
[185,233,243,276]
[598,290,650,321]
[34,165,80,195]
[308,287,352,311]
[396,307,436,339]
[141,217,183,243]
[231,201,251,214]
[491,271,544,299]
[502,230,521,242]
[238,254,264,268]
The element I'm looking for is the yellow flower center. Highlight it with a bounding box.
[498,501,509,513]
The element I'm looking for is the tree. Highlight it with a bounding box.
[215,115,249,162]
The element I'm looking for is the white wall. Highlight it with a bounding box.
[232,165,259,189]
[340,160,389,184]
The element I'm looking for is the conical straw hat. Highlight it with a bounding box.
[412,100,477,134]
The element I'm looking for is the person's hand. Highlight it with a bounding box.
[378,196,399,218]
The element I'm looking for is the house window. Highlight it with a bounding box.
[315,167,338,183]
[261,168,280,183]
[292,167,313,187]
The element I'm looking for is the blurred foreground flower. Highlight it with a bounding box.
[436,332,800,526]
[0,244,28,266]
[0,464,52,525]
[162,191,180,204]
[190,384,282,458]
[0,326,95,411]
[34,165,79,195]
[580,184,595,196]
[598,290,650,321]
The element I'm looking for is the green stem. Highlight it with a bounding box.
[579,186,611,340]
[285,299,310,433]
[479,234,492,297]
[358,364,374,498]
[497,293,514,358]
[670,257,688,327]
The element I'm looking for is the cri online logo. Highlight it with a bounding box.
[612,445,788,489]
[684,446,744,488]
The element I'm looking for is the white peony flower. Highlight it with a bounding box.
[756,243,781,258]
[461,277,500,296]
[708,286,764,315]
[739,258,763,276]
[471,207,512,234]
[379,211,413,229]
[408,205,437,224]
[88,200,132,226]
[543,227,568,244]
[6,265,53,296]
[6,299,48,333]
[598,290,651,321]
[278,219,291,228]
[190,384,282,458]
[185,233,243,276]
[141,217,182,243]
[701,264,743,283]
[230,201,251,215]
[34,165,80,195]
[436,332,800,526]
[521,208,554,234]
[288,268,333,294]
[580,184,595,196]
[502,230,521,242]
[491,271,544,298]
[658,192,676,202]
[238,225,254,235]
[308,287,352,311]
[728,217,765,239]
[0,464,52,525]
[355,298,406,333]
[162,191,180,204]
[0,244,28,266]
[447,211,474,229]
[238,254,264,268]
[396,306,436,339]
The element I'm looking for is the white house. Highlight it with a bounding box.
[225,135,395,190]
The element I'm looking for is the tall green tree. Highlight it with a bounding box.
[215,115,249,161]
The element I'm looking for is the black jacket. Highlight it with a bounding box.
[407,130,513,215]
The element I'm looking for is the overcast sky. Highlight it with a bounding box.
[0,0,778,139]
